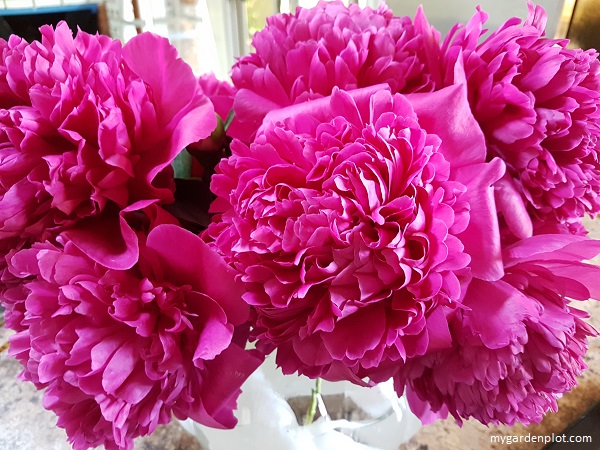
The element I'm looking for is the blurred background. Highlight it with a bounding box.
[0,0,594,80]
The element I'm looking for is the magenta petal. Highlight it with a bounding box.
[198,73,236,121]
[38,354,65,384]
[330,88,363,127]
[7,331,30,359]
[146,224,249,325]
[6,247,43,278]
[543,262,600,300]
[114,367,155,405]
[413,6,443,88]
[184,292,234,362]
[122,33,206,127]
[261,84,388,130]
[494,173,532,239]
[405,386,449,425]
[455,158,506,281]
[102,342,138,395]
[90,336,122,371]
[234,88,288,140]
[408,84,487,169]
[504,235,600,264]
[322,305,386,360]
[424,307,452,352]
[194,345,263,428]
[63,211,139,270]
[320,361,372,386]
[462,278,538,349]
[290,334,335,367]
[122,32,216,182]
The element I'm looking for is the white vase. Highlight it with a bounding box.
[180,356,421,450]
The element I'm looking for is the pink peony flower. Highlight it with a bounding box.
[188,73,238,155]
[396,235,600,425]
[205,84,505,383]
[198,73,235,123]
[231,0,442,141]
[441,3,600,226]
[3,216,261,450]
[0,23,216,270]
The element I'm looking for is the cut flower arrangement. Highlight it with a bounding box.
[1,1,600,449]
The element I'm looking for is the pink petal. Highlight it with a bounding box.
[405,386,449,425]
[146,224,249,325]
[408,83,487,170]
[102,342,138,395]
[322,305,386,360]
[122,33,204,126]
[425,306,452,352]
[261,84,388,130]
[462,278,538,349]
[494,173,532,239]
[233,88,287,140]
[193,345,263,429]
[455,158,506,281]
[542,262,600,300]
[504,235,600,265]
[122,32,216,181]
[63,210,139,270]
[184,292,234,362]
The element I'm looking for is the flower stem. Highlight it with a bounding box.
[224,109,235,132]
[304,377,323,425]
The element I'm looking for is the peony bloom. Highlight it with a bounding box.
[188,73,238,156]
[231,0,442,141]
[441,3,600,227]
[396,235,600,425]
[0,23,216,270]
[205,84,505,383]
[198,73,235,123]
[3,218,261,450]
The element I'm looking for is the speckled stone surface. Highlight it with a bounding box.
[1,219,600,450]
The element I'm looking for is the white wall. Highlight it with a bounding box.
[386,0,565,39]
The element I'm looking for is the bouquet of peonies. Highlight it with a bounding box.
[2,1,600,449]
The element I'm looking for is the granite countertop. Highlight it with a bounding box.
[2,219,600,450]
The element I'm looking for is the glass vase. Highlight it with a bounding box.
[180,356,421,450]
